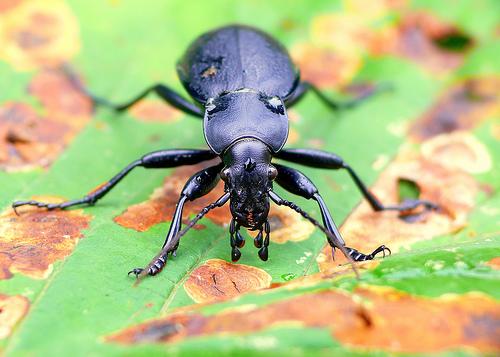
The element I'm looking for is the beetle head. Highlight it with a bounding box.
[221,139,277,230]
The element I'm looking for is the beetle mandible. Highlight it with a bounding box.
[13,25,437,277]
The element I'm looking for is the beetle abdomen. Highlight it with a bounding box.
[177,25,298,102]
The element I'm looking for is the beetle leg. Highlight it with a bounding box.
[284,81,390,110]
[128,163,223,277]
[275,149,439,214]
[93,83,203,118]
[272,164,389,259]
[12,149,217,214]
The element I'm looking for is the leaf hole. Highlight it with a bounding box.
[397,178,420,202]
[432,30,473,53]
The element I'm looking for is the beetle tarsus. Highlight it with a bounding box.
[13,200,65,211]
[388,199,439,213]
[346,245,391,261]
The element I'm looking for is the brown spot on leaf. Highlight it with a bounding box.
[386,12,474,73]
[267,205,314,244]
[128,99,182,123]
[184,259,272,303]
[319,133,479,271]
[309,7,474,74]
[0,70,92,171]
[114,163,231,232]
[0,196,91,279]
[291,43,361,89]
[0,294,30,339]
[0,0,80,70]
[0,102,69,170]
[421,131,492,174]
[106,286,500,354]
[29,69,93,123]
[410,77,500,141]
[485,257,500,270]
[334,287,500,353]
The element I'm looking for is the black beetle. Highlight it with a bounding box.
[13,25,437,277]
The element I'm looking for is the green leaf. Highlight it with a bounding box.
[0,0,499,356]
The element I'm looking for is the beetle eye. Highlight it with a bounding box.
[268,166,278,180]
[220,169,230,181]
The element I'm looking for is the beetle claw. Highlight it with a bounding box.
[128,268,144,278]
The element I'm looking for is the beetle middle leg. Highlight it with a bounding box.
[272,164,387,261]
[12,149,217,213]
[92,83,204,118]
[276,148,439,214]
[284,81,389,110]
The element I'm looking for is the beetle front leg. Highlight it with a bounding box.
[275,148,439,214]
[273,164,389,262]
[129,163,223,277]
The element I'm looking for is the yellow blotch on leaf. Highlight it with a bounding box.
[0,0,80,70]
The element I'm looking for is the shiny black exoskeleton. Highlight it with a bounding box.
[13,25,437,277]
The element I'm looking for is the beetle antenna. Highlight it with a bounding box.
[136,192,230,282]
[269,191,359,278]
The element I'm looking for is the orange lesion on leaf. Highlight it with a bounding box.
[267,205,314,244]
[334,286,500,353]
[106,285,500,354]
[290,42,362,89]
[183,259,272,304]
[0,70,92,171]
[410,77,500,141]
[0,294,30,339]
[29,69,93,125]
[319,132,487,271]
[300,2,474,80]
[128,99,183,123]
[114,163,231,232]
[485,257,500,270]
[0,102,70,171]
[0,0,80,70]
[383,11,474,73]
[0,196,91,279]
[421,131,493,174]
